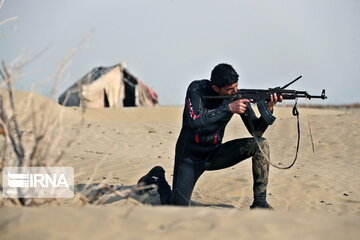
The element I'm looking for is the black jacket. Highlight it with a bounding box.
[176,80,269,159]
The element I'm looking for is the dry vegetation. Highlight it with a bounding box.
[0,53,82,206]
[0,0,149,207]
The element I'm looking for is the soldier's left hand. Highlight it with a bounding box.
[267,93,283,112]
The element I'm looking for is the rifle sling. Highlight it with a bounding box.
[246,100,300,170]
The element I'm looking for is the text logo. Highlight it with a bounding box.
[3,167,74,198]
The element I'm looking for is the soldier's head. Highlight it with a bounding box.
[210,63,239,96]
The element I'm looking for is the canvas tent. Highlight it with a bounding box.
[58,63,158,108]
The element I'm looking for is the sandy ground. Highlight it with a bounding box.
[1,90,360,240]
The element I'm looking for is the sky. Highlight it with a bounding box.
[1,0,359,106]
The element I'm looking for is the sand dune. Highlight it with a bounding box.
[1,207,359,240]
[1,90,359,239]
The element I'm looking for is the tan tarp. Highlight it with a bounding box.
[82,66,125,108]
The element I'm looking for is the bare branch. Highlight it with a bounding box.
[0,16,17,26]
[1,62,25,165]
[10,44,52,74]
[51,28,93,99]
[0,21,94,206]
[0,0,5,9]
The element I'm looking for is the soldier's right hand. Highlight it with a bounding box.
[228,99,251,114]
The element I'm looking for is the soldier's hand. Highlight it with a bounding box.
[267,93,283,112]
[229,99,251,114]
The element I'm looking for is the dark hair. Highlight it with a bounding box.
[210,63,239,88]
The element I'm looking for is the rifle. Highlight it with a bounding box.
[204,76,327,169]
[204,76,327,125]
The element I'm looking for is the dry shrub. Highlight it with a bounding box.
[0,1,151,206]
[0,57,85,206]
[0,0,86,204]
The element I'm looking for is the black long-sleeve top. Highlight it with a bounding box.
[175,80,270,159]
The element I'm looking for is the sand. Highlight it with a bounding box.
[1,89,360,240]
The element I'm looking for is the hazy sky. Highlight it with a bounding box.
[1,0,359,105]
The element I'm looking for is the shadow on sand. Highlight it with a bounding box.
[74,183,236,208]
[74,183,161,205]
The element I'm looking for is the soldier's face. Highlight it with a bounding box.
[212,82,238,96]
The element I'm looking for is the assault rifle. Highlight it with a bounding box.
[203,76,327,125]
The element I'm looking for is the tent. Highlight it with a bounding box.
[58,63,158,108]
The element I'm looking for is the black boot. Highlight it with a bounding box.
[137,166,166,190]
[250,201,274,210]
[250,194,274,210]
[137,166,172,204]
